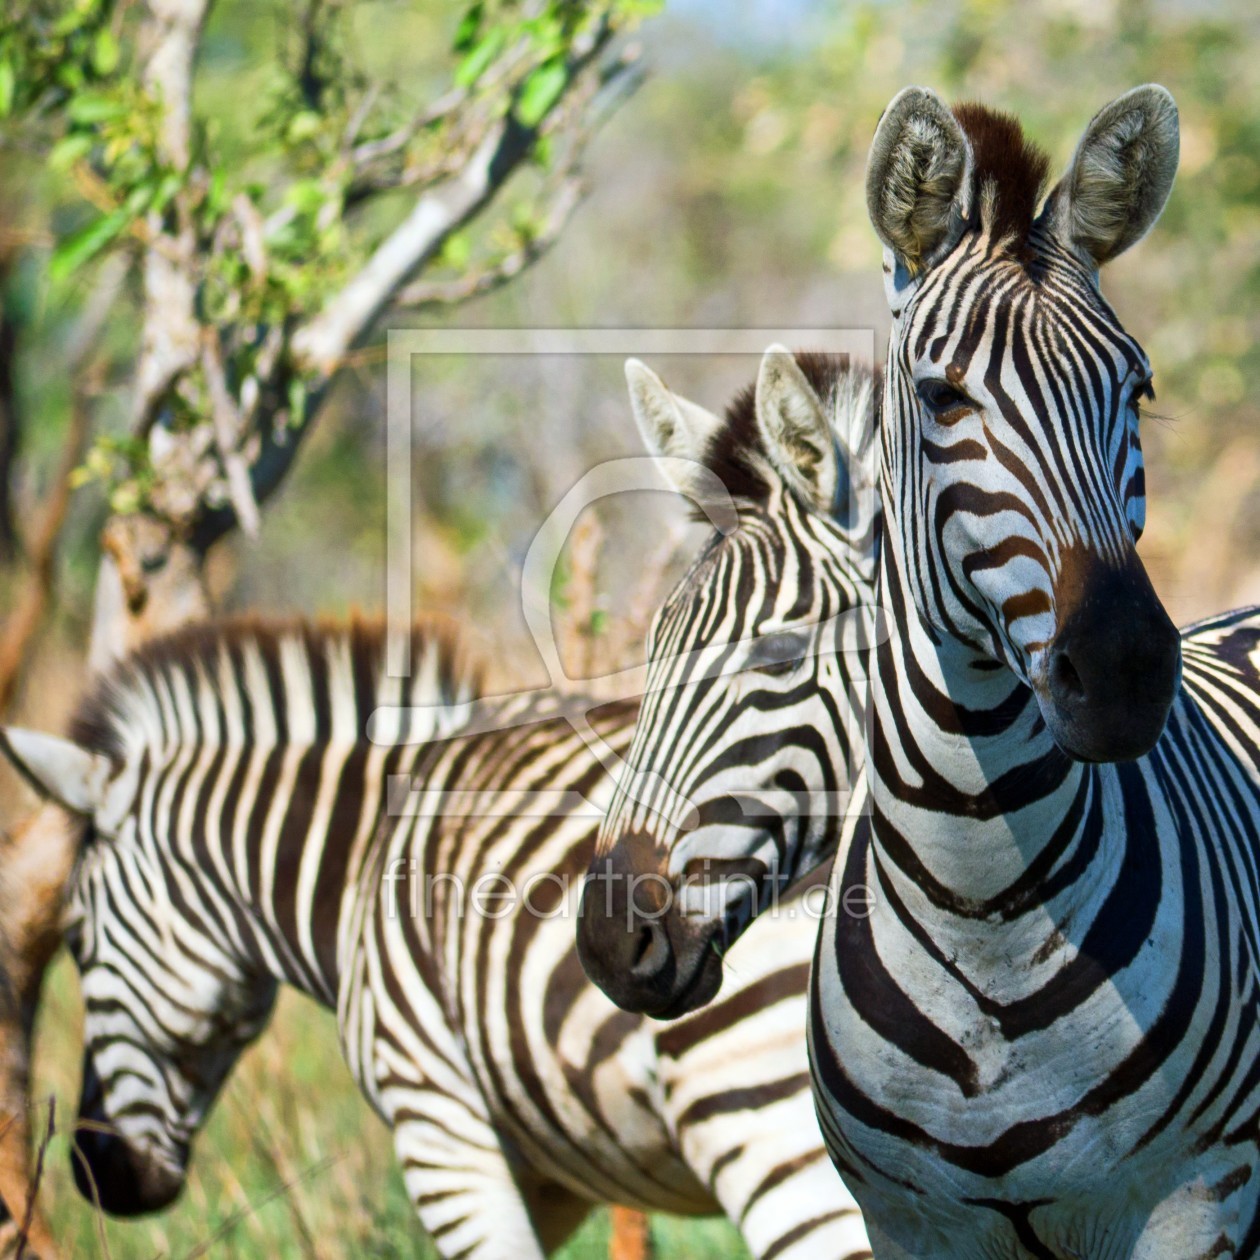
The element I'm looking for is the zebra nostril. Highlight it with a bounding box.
[1051,649,1086,702]
[632,925,654,969]
[630,921,670,980]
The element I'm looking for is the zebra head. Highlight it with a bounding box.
[578,347,879,1018]
[867,86,1182,762]
[0,725,277,1217]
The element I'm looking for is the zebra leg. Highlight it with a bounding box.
[516,1174,592,1252]
[686,1124,870,1259]
[661,1039,870,1258]
[390,1113,547,1259]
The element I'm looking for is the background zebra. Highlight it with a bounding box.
[0,360,877,1259]
[577,350,882,1018]
[577,345,879,1018]
[589,89,1260,1259]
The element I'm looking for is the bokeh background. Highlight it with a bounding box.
[2,0,1259,1254]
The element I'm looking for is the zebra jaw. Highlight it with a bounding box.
[0,727,111,816]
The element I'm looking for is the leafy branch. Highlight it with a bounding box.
[0,0,657,645]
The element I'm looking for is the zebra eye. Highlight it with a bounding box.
[917,379,972,422]
[748,629,812,674]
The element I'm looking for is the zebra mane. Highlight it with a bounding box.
[952,102,1051,253]
[701,351,880,522]
[71,616,485,763]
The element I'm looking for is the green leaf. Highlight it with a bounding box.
[50,208,130,282]
[49,133,94,170]
[0,59,14,119]
[521,12,565,60]
[67,91,125,124]
[205,168,229,218]
[455,27,505,87]
[287,376,308,426]
[531,133,554,169]
[91,28,120,75]
[286,110,322,143]
[440,230,472,270]
[109,482,142,515]
[453,2,485,52]
[285,178,327,214]
[52,7,88,36]
[56,62,85,93]
[517,58,566,127]
[153,171,182,211]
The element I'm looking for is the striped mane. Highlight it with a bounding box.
[952,102,1051,253]
[72,616,485,763]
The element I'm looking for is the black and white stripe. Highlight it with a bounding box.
[577,348,880,1020]
[815,89,1260,1259]
[593,90,1260,1259]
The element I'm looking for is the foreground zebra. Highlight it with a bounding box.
[585,90,1260,1258]
[0,360,878,1259]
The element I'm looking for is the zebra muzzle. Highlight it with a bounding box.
[1038,549,1181,763]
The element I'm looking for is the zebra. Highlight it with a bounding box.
[586,88,1260,1259]
[577,345,880,1017]
[0,362,879,1259]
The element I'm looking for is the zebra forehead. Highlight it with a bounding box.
[910,256,1143,369]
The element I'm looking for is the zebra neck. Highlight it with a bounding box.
[868,530,1102,920]
[179,735,407,1010]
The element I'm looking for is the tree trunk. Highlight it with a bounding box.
[0,809,76,1260]
[0,276,21,565]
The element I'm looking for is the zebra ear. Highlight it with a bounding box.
[625,359,725,500]
[755,346,840,515]
[1045,85,1179,268]
[0,727,111,815]
[866,86,973,284]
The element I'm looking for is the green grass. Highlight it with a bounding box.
[28,955,749,1259]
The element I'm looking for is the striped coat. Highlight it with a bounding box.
[815,85,1260,1259]
[3,618,871,1259]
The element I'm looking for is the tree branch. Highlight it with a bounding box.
[0,260,21,564]
[0,365,100,714]
[386,38,644,316]
[293,116,529,377]
[292,18,617,380]
[131,0,210,434]
[200,329,261,538]
[393,175,586,310]
[141,0,211,169]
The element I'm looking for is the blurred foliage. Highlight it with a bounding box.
[0,0,657,522]
[3,0,655,303]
